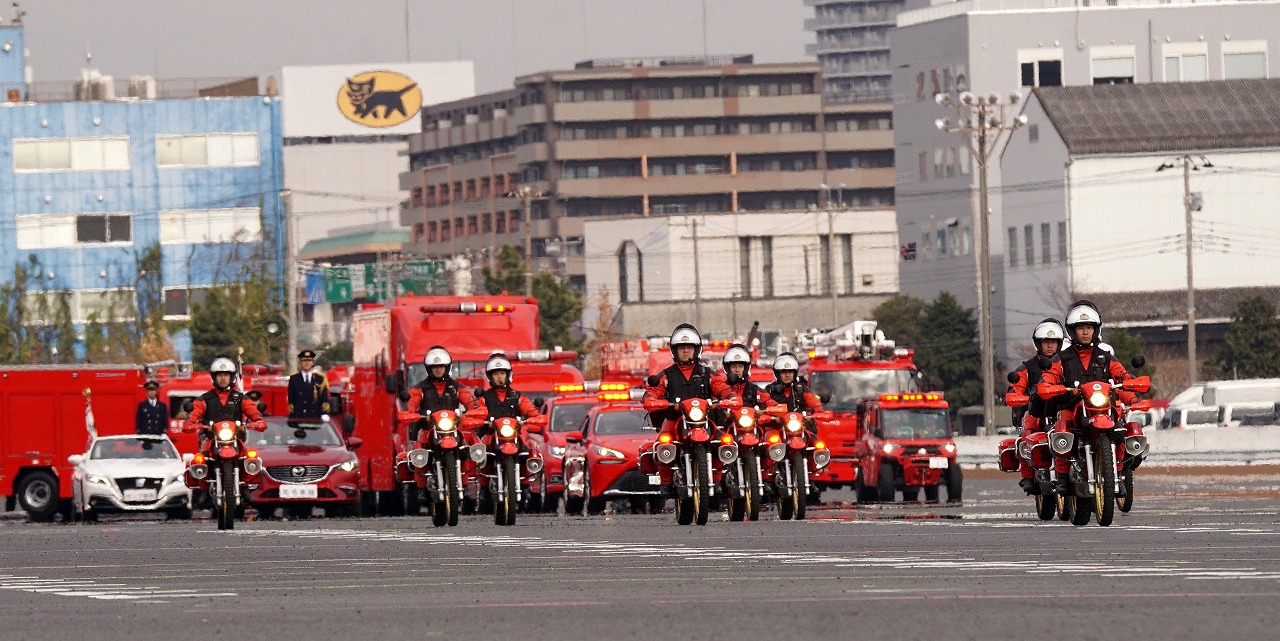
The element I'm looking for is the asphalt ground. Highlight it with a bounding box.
[2,468,1279,641]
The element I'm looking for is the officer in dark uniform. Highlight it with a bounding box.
[135,380,169,435]
[287,349,331,419]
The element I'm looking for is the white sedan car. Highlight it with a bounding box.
[69,435,193,521]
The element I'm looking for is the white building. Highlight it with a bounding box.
[890,0,1280,364]
[1002,79,1280,376]
[280,62,475,247]
[583,210,899,336]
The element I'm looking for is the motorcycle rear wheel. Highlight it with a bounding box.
[217,460,236,531]
[1094,440,1116,526]
[727,464,745,522]
[1035,493,1056,521]
[1070,485,1092,526]
[1057,493,1075,522]
[744,451,762,522]
[1117,470,1134,513]
[693,446,710,526]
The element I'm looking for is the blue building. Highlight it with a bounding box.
[0,25,284,361]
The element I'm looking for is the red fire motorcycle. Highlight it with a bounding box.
[400,409,467,527]
[184,419,265,530]
[998,391,1073,523]
[645,397,740,526]
[720,405,765,522]
[1040,356,1151,527]
[464,414,548,526]
[761,407,832,521]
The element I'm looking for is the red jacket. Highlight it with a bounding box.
[466,387,540,422]
[1038,347,1136,405]
[407,381,477,414]
[1006,367,1031,408]
[643,363,736,412]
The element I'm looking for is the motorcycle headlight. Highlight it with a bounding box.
[216,426,236,441]
[786,418,803,433]
[498,423,517,439]
[338,458,358,472]
[88,475,111,486]
[436,416,455,432]
[549,445,567,457]
[593,445,625,459]
[1088,391,1109,408]
[687,407,705,422]
[738,414,754,428]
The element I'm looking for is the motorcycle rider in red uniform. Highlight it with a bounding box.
[466,353,540,438]
[643,324,736,438]
[1037,300,1136,496]
[1006,318,1065,493]
[721,344,774,411]
[406,345,477,433]
[183,357,267,449]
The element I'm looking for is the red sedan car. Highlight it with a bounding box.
[528,387,599,513]
[244,417,363,519]
[577,399,665,516]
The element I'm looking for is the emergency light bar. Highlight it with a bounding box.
[599,382,629,392]
[879,393,942,402]
[514,349,580,362]
[554,383,585,393]
[807,347,830,359]
[418,302,514,314]
[597,388,645,402]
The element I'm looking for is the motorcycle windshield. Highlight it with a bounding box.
[810,369,920,412]
[879,408,951,439]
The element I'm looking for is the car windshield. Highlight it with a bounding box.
[810,369,920,412]
[592,408,652,436]
[91,438,178,460]
[247,419,344,446]
[551,402,591,432]
[879,408,951,439]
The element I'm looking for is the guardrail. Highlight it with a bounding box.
[957,424,1280,468]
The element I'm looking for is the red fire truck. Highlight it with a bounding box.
[798,321,924,494]
[854,392,962,503]
[1,365,148,520]
[350,295,542,516]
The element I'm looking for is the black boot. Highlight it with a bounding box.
[1115,481,1128,498]
[1053,476,1070,495]
[1018,478,1037,494]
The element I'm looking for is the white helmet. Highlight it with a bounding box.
[773,353,800,376]
[1064,299,1101,347]
[485,353,513,384]
[424,346,452,367]
[209,357,237,389]
[723,344,752,366]
[669,323,702,363]
[1032,318,1065,352]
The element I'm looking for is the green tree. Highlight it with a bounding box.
[871,295,928,350]
[915,292,982,410]
[1103,327,1156,380]
[482,244,585,352]
[190,287,251,366]
[316,341,353,368]
[190,235,287,367]
[1210,296,1280,379]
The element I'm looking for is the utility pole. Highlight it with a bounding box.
[819,183,839,326]
[522,187,534,297]
[282,189,297,372]
[1158,154,1211,385]
[690,217,703,328]
[936,89,1027,435]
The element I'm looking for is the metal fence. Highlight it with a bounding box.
[20,76,263,103]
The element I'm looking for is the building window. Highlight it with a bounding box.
[13,137,130,172]
[163,287,211,320]
[1164,53,1208,82]
[922,231,932,260]
[16,213,132,248]
[156,133,260,167]
[937,227,948,258]
[1040,223,1051,265]
[1024,225,1034,266]
[1028,124,1039,143]
[960,226,973,256]
[1008,227,1019,267]
[918,151,928,182]
[1019,59,1062,87]
[159,208,262,244]
[1091,50,1135,85]
[1224,43,1268,79]
[24,290,136,323]
[1057,221,1068,262]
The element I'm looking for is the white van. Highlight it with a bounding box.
[1219,403,1280,428]
[1158,405,1220,430]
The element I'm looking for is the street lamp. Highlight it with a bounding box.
[936,89,1027,435]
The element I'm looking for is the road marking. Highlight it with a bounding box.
[0,574,236,603]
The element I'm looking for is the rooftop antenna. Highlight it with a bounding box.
[85,46,92,68]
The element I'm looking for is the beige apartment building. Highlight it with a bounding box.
[400,55,894,288]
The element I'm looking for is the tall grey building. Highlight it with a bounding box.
[805,0,903,101]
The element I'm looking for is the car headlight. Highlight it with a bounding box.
[169,472,186,485]
[944,443,957,453]
[1088,391,1109,408]
[498,423,517,439]
[88,475,111,486]
[593,445,625,459]
[786,418,803,433]
[738,414,754,428]
[549,445,567,457]
[882,443,899,454]
[687,407,705,422]
[216,426,236,441]
[338,458,358,472]
[436,416,455,432]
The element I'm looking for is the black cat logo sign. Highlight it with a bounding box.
[337,70,423,128]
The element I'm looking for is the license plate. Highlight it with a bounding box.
[647,474,662,486]
[122,488,157,502]
[928,457,949,469]
[279,484,318,499]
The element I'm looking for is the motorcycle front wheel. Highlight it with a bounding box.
[744,451,762,522]
[1093,439,1116,526]
[217,460,236,531]
[1035,493,1056,521]
[495,458,519,526]
[789,452,807,521]
[693,445,710,526]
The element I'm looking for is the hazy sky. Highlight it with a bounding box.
[20,1,812,93]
